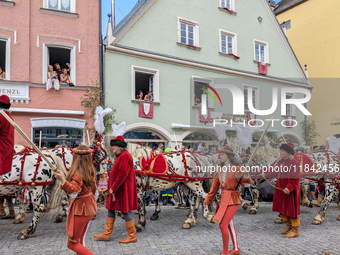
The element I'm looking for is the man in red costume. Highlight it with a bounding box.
[93,135,138,242]
[0,95,15,219]
[263,142,301,238]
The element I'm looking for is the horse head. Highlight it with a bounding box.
[90,135,107,166]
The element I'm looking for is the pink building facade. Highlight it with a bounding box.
[0,0,101,147]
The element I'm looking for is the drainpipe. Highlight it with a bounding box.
[99,0,104,105]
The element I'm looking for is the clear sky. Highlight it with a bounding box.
[101,0,140,37]
[101,0,280,37]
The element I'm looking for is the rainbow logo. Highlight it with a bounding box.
[199,84,223,106]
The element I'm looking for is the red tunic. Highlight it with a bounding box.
[0,111,14,175]
[106,150,138,213]
[266,157,300,219]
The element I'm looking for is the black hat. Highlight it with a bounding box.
[280,143,295,155]
[110,136,127,148]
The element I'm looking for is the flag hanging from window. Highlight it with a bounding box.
[200,108,210,122]
[286,116,294,127]
[139,102,153,118]
[259,62,267,75]
[248,112,256,126]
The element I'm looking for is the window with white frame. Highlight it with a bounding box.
[132,66,159,102]
[220,30,237,55]
[0,36,10,80]
[192,77,214,108]
[221,0,233,10]
[178,17,199,47]
[286,94,294,116]
[43,43,76,84]
[243,86,258,112]
[44,0,76,12]
[254,40,269,63]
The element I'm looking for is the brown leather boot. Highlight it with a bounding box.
[312,194,324,207]
[281,217,292,234]
[2,205,15,219]
[93,217,115,241]
[119,219,137,243]
[0,200,6,219]
[284,218,300,238]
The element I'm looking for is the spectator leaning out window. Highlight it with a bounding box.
[46,65,60,91]
[144,91,153,102]
[0,66,5,79]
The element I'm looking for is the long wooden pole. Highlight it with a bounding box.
[39,130,42,149]
[0,110,59,173]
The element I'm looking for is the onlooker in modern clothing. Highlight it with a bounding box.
[60,68,75,87]
[0,66,5,79]
[136,90,143,100]
[46,65,60,91]
[144,91,153,102]
[98,168,109,203]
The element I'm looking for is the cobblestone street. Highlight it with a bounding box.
[0,202,339,255]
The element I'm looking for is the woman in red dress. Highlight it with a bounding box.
[204,145,252,255]
[55,145,97,255]
[93,136,138,243]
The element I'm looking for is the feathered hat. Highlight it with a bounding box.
[110,121,127,148]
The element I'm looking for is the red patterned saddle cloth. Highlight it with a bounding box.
[139,153,168,175]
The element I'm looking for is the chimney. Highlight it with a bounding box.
[268,0,276,10]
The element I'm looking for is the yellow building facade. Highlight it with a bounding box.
[275,0,340,145]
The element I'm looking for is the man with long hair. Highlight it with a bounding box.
[93,136,138,243]
[54,145,97,254]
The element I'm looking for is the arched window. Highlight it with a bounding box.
[183,132,218,151]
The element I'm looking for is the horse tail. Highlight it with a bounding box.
[48,155,68,215]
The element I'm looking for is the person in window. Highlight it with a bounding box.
[46,65,60,91]
[144,91,153,102]
[0,66,5,79]
[54,145,97,255]
[60,68,75,87]
[194,93,201,106]
[136,90,143,100]
[54,62,71,81]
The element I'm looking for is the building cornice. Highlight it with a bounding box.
[106,44,309,88]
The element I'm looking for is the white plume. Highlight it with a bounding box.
[214,123,231,141]
[112,121,126,137]
[94,106,113,135]
[235,125,259,149]
[325,135,340,154]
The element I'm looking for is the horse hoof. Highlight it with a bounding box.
[136,224,144,232]
[150,214,159,221]
[308,203,313,208]
[17,232,29,240]
[13,219,23,224]
[242,204,248,211]
[54,215,64,223]
[274,218,283,224]
[182,223,191,229]
[337,216,340,221]
[249,209,257,214]
[312,219,321,225]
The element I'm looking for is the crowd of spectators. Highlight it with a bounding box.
[46,62,75,91]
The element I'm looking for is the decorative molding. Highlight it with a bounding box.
[0,1,14,7]
[36,35,82,53]
[0,84,30,103]
[0,27,18,44]
[40,8,79,18]
[30,117,86,128]
[12,108,84,115]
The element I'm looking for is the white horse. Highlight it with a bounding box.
[0,153,67,239]
[103,136,215,231]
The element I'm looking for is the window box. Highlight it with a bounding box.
[0,0,15,7]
